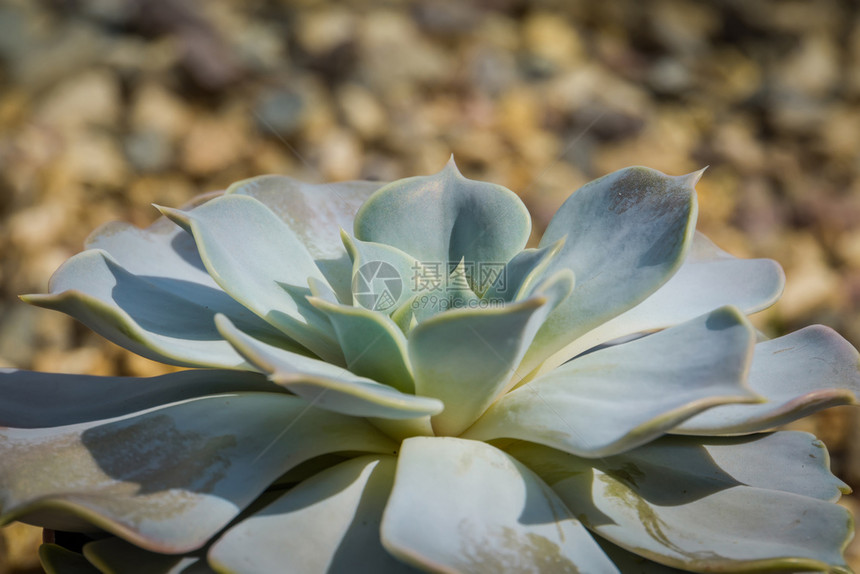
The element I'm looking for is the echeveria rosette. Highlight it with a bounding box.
[2,160,858,573]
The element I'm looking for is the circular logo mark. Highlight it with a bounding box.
[352,261,402,311]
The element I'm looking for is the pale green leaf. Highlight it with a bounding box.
[0,368,281,428]
[0,393,396,554]
[216,315,442,419]
[84,537,213,573]
[341,232,421,313]
[481,238,565,303]
[510,434,853,573]
[157,195,342,363]
[380,437,619,574]
[408,271,573,436]
[40,544,101,574]
[675,325,860,435]
[307,297,415,393]
[520,166,699,376]
[21,250,288,369]
[209,456,417,574]
[536,232,785,374]
[354,159,531,293]
[227,176,384,303]
[465,307,760,457]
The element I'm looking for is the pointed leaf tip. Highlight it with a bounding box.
[683,166,707,187]
[152,204,192,233]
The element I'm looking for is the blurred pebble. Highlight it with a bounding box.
[774,34,840,99]
[295,8,356,56]
[125,130,174,173]
[0,524,41,573]
[0,305,40,368]
[0,3,859,570]
[648,0,719,55]
[648,57,692,95]
[778,233,845,318]
[316,127,363,181]
[181,113,250,176]
[357,11,450,90]
[130,83,193,141]
[60,131,128,188]
[337,83,387,141]
[34,70,121,133]
[520,12,584,76]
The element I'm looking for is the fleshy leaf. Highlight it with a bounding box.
[21,250,290,369]
[408,271,574,436]
[216,315,443,419]
[380,437,619,573]
[342,232,422,313]
[510,433,853,573]
[607,432,851,502]
[675,325,860,434]
[0,393,395,554]
[481,238,566,303]
[209,456,417,573]
[354,159,531,292]
[84,191,219,281]
[520,166,699,376]
[84,537,213,573]
[537,232,785,374]
[595,538,689,574]
[227,175,384,302]
[40,544,101,574]
[157,195,342,363]
[307,297,415,393]
[464,307,760,457]
[307,276,339,303]
[390,295,418,334]
[408,259,485,325]
[444,259,481,309]
[0,368,282,428]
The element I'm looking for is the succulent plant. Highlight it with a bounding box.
[1,160,858,573]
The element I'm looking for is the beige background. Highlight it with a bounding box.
[0,0,858,571]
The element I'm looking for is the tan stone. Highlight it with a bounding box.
[337,84,387,141]
[130,83,193,142]
[34,69,121,132]
[181,114,249,177]
[522,12,584,71]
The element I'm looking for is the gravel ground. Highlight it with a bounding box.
[1,0,859,571]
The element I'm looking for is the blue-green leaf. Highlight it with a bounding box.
[158,195,342,363]
[380,437,619,573]
[209,456,417,573]
[537,232,785,374]
[675,325,860,435]
[408,271,574,436]
[354,159,531,293]
[21,250,289,369]
[40,544,100,574]
[0,368,282,428]
[216,315,442,419]
[227,175,385,303]
[84,537,213,573]
[520,166,699,376]
[0,393,396,554]
[510,432,853,573]
[307,297,415,393]
[465,307,760,457]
